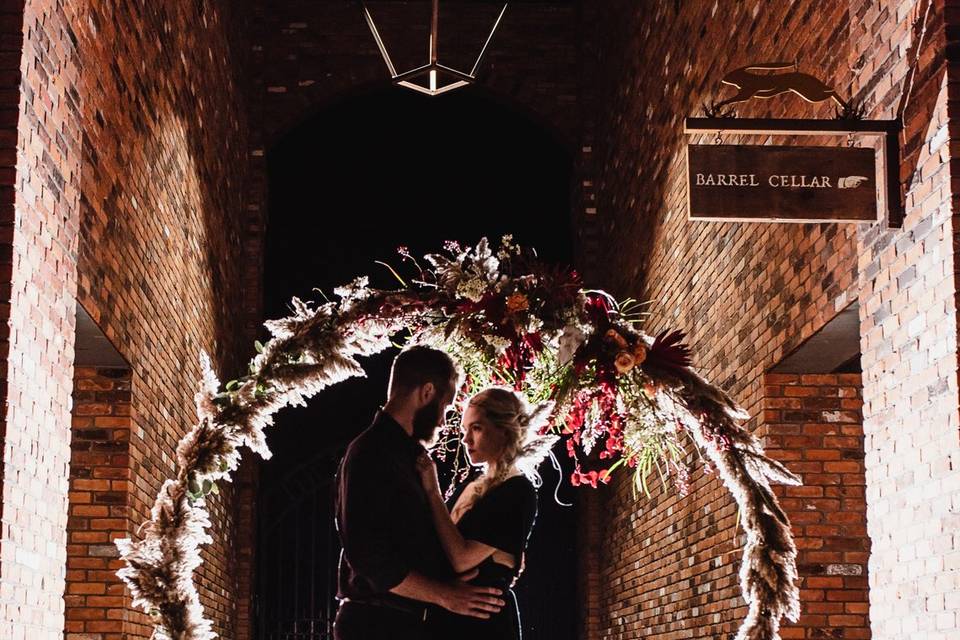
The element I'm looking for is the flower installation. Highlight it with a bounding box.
[115,236,802,640]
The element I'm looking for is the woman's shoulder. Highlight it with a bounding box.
[500,474,534,489]
[492,474,537,502]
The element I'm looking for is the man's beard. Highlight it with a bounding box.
[412,396,444,442]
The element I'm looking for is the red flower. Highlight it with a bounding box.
[582,471,599,488]
[583,293,611,326]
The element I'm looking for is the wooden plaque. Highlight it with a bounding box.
[687,144,879,223]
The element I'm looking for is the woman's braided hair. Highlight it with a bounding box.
[452,386,558,520]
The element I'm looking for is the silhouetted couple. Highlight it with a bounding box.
[333,345,546,640]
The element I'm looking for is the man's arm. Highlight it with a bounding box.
[338,449,411,592]
[390,570,504,619]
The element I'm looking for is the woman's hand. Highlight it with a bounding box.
[415,451,440,493]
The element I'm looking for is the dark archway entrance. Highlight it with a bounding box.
[257,85,577,640]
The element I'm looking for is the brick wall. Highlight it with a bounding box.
[0,0,256,638]
[234,451,259,640]
[581,0,959,638]
[761,373,870,639]
[855,1,959,637]
[0,0,23,622]
[66,1,254,637]
[65,366,132,640]
[576,489,601,638]
[579,369,871,640]
[0,0,82,637]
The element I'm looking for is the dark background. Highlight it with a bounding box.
[255,84,579,639]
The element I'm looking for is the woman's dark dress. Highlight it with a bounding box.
[427,474,538,640]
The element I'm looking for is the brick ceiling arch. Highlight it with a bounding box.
[250,0,583,152]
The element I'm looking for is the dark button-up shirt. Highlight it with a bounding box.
[335,410,453,607]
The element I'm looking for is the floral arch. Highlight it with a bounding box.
[116,237,801,640]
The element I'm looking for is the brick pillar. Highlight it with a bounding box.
[851,1,960,636]
[1,1,82,637]
[761,373,871,640]
[577,490,602,640]
[0,0,24,601]
[64,366,132,640]
[572,0,601,288]
[234,452,259,640]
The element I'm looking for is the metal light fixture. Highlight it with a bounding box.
[362,0,508,96]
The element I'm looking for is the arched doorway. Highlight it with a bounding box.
[256,85,577,639]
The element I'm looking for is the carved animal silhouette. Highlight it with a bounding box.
[715,62,849,112]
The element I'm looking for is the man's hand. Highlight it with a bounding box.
[436,569,505,619]
[415,451,440,494]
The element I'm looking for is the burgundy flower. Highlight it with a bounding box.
[583,293,611,326]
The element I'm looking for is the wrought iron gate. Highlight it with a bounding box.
[255,451,343,640]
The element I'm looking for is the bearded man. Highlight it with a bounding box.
[333,345,504,640]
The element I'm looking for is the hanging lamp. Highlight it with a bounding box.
[362,0,508,96]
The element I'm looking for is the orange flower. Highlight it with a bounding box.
[505,292,529,313]
[614,350,636,374]
[633,342,648,365]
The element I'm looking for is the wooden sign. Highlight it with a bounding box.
[687,144,879,223]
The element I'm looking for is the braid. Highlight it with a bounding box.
[452,387,558,518]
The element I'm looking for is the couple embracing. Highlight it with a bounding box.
[333,345,553,640]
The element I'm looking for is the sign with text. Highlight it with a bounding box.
[687,144,879,223]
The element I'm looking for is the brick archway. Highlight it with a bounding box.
[238,0,590,344]
[237,77,582,640]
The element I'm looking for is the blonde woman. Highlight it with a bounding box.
[416,386,557,639]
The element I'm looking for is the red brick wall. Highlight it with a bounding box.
[234,452,259,640]
[0,0,24,622]
[0,0,82,637]
[66,1,254,637]
[761,373,870,639]
[578,364,871,640]
[65,366,132,640]
[0,0,256,638]
[249,1,581,150]
[580,0,958,638]
[576,489,602,638]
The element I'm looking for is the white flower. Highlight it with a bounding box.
[486,335,511,353]
[469,237,500,280]
[333,276,371,312]
[525,315,544,334]
[456,278,487,302]
[557,323,588,365]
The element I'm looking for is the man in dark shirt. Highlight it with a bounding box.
[333,345,505,640]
